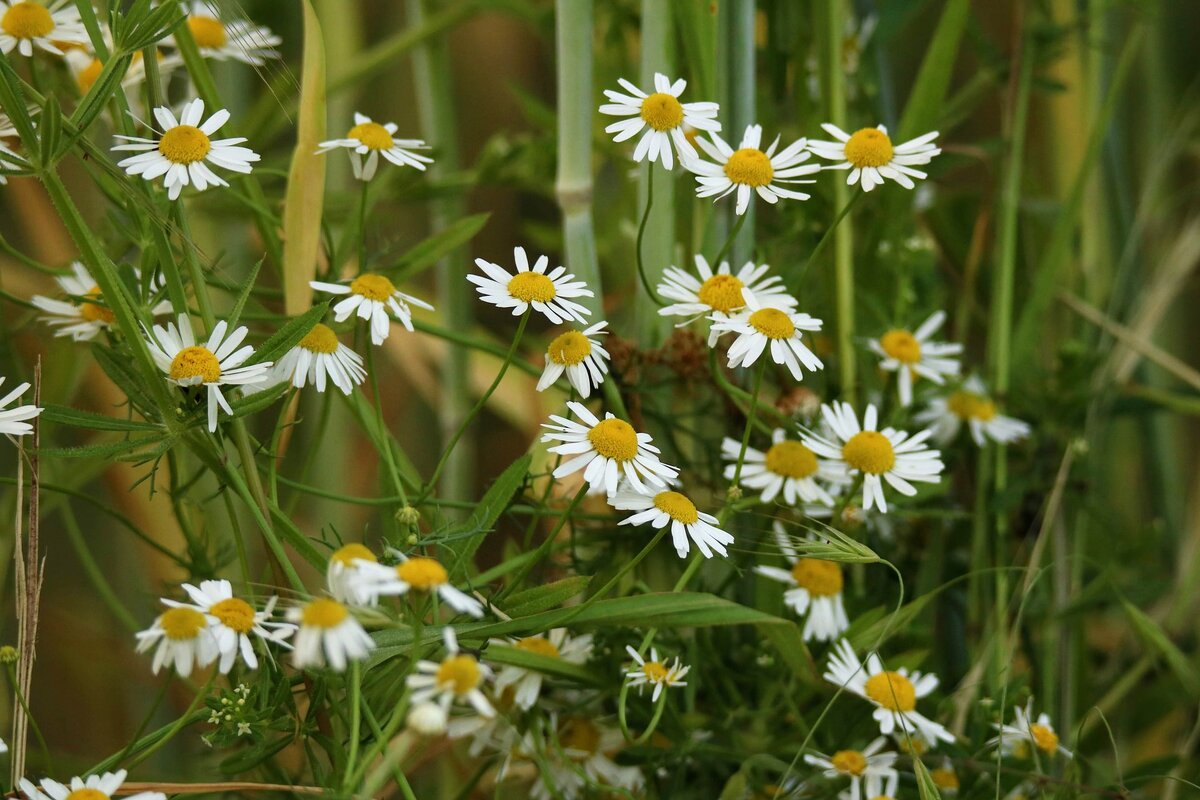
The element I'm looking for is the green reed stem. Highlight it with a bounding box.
[789,191,861,292]
[634,165,665,306]
[502,483,590,597]
[729,359,768,491]
[341,661,363,793]
[713,212,748,267]
[5,663,52,775]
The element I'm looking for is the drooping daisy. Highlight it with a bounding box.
[168,580,295,673]
[710,290,824,381]
[359,553,484,618]
[19,770,164,800]
[180,1,281,66]
[722,429,842,507]
[0,1,86,57]
[325,543,382,606]
[135,603,218,677]
[536,321,610,399]
[808,124,940,192]
[624,646,689,702]
[113,99,260,201]
[599,73,720,170]
[756,522,849,641]
[0,377,42,437]
[609,484,734,559]
[685,124,819,215]
[469,247,593,325]
[541,401,679,496]
[286,597,375,671]
[65,46,183,101]
[310,274,433,346]
[805,736,898,800]
[267,322,366,395]
[915,376,1030,447]
[824,639,954,747]
[31,262,168,341]
[145,315,272,432]
[838,771,898,800]
[802,402,944,514]
[657,255,797,344]
[408,627,495,717]
[316,112,433,181]
[868,310,962,406]
[537,716,644,800]
[492,629,594,710]
[988,699,1072,759]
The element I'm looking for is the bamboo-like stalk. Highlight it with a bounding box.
[823,0,855,403]
[726,0,756,266]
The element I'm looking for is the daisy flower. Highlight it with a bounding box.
[801,402,944,514]
[808,124,940,192]
[536,321,610,399]
[135,603,217,677]
[468,246,593,325]
[66,45,183,100]
[929,758,960,796]
[756,522,849,642]
[657,255,797,344]
[316,112,433,181]
[168,580,295,673]
[19,770,164,800]
[824,639,953,747]
[624,646,689,702]
[358,553,484,618]
[537,716,644,800]
[310,273,433,346]
[113,98,260,201]
[988,699,1072,759]
[805,736,898,800]
[180,1,281,66]
[408,628,495,716]
[685,124,819,215]
[722,428,842,507]
[266,322,366,395]
[492,629,594,710]
[838,771,898,800]
[325,543,382,606]
[0,377,42,437]
[915,375,1030,447]
[541,401,679,496]
[609,484,734,559]
[31,262,168,341]
[599,72,720,170]
[286,597,375,671]
[145,315,272,432]
[710,290,824,381]
[868,310,962,407]
[0,1,86,57]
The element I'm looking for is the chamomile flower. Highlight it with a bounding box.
[868,310,962,406]
[838,771,898,800]
[325,543,382,606]
[806,737,897,800]
[310,273,433,346]
[757,522,849,641]
[168,580,295,673]
[824,639,954,747]
[358,553,484,618]
[113,99,260,201]
[685,124,820,215]
[180,1,281,65]
[624,646,689,701]
[135,603,218,677]
[609,484,734,559]
[469,246,593,325]
[541,401,679,496]
[408,628,495,717]
[0,377,42,437]
[723,429,842,507]
[0,1,86,57]
[316,112,433,181]
[286,597,375,671]
[988,700,1072,759]
[657,255,798,344]
[808,124,940,192]
[19,770,164,800]
[31,262,168,341]
[802,402,944,514]
[929,759,960,795]
[916,376,1030,446]
[599,72,720,170]
[267,322,366,395]
[492,629,594,710]
[145,315,272,432]
[537,716,644,800]
[65,46,182,101]
[711,290,824,381]
[536,321,610,398]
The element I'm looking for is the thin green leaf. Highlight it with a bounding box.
[40,404,164,433]
[913,757,944,800]
[391,213,491,282]
[896,0,970,140]
[485,644,603,686]
[503,576,592,618]
[448,453,531,577]
[1121,599,1200,698]
[227,258,265,329]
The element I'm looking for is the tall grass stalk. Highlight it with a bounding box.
[721,0,756,266]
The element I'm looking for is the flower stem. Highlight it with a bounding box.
[729,359,768,491]
[712,212,748,267]
[635,164,666,306]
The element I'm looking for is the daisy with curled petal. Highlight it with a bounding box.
[868,310,962,407]
[180,1,281,66]
[113,99,260,201]
[802,402,944,514]
[286,597,375,671]
[19,769,164,800]
[657,255,797,344]
[135,603,218,677]
[145,314,272,432]
[31,262,170,341]
[710,290,824,381]
[624,646,689,702]
[408,628,495,717]
[915,375,1030,447]
[310,273,434,346]
[316,112,433,181]
[536,321,610,399]
[325,543,382,606]
[838,771,898,800]
[805,736,898,800]
[808,123,940,192]
[824,639,954,747]
[0,377,42,437]
[0,0,87,57]
[757,522,849,642]
[468,247,593,325]
[722,429,843,507]
[988,699,1072,759]
[609,483,734,559]
[492,629,594,710]
[266,322,367,395]
[168,579,295,673]
[358,553,484,618]
[599,72,720,170]
[541,401,679,496]
[685,124,820,215]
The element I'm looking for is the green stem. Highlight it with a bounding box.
[342,661,363,793]
[635,165,665,306]
[365,344,410,508]
[126,674,215,768]
[555,527,669,627]
[729,360,768,490]
[712,212,748,267]
[5,663,52,775]
[502,483,590,597]
[356,177,369,271]
[789,191,861,292]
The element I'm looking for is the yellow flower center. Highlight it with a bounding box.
[210,597,256,634]
[79,286,114,324]
[931,768,959,790]
[435,654,481,695]
[696,273,746,313]
[844,128,895,168]
[1,2,54,39]
[187,14,227,49]
[160,607,207,641]
[330,543,376,567]
[299,323,341,354]
[77,57,103,93]
[642,661,670,683]
[947,390,997,421]
[507,271,557,303]
[64,790,110,800]
[547,330,591,366]
[347,121,394,151]
[723,148,774,187]
[1030,723,1059,754]
[764,440,818,479]
[879,329,921,364]
[559,716,601,756]
[790,558,843,597]
[586,418,639,462]
[301,598,349,629]
[169,346,221,383]
[748,307,795,339]
[639,92,684,131]
[396,556,448,591]
[653,491,699,524]
[158,125,212,165]
[863,670,917,712]
[842,431,895,475]
[349,273,396,302]
[515,636,560,658]
[830,749,867,776]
